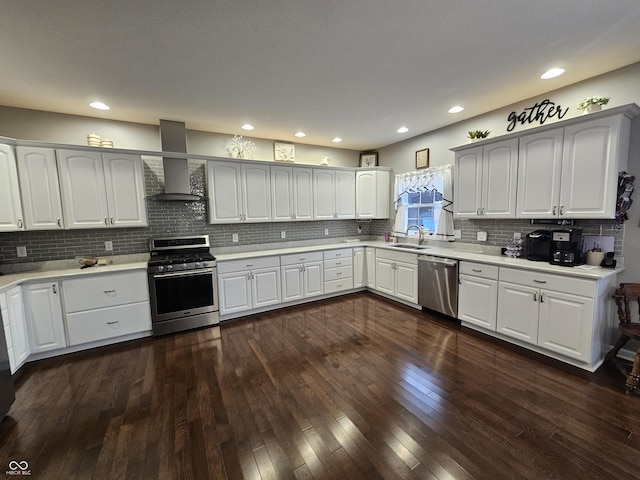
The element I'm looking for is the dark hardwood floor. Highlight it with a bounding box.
[1,292,639,479]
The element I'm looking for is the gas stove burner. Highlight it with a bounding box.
[147,235,216,273]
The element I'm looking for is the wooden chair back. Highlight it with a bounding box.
[612,283,640,328]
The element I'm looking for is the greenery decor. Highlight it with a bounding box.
[467,129,490,139]
[578,95,610,110]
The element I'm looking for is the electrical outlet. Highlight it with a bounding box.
[281,231,286,239]
[324,228,329,236]
[477,231,487,242]
[104,240,113,251]
[358,226,362,234]
[232,233,239,243]
[16,246,27,257]
[454,229,461,239]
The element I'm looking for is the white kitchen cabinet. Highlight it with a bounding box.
[0,143,25,232]
[23,282,66,353]
[1,292,15,373]
[356,170,390,219]
[5,286,29,373]
[271,166,313,221]
[517,113,632,219]
[458,262,499,331]
[454,139,518,219]
[57,150,147,229]
[218,256,281,315]
[365,247,376,288]
[324,248,353,294]
[208,161,272,223]
[63,271,151,345]
[353,247,365,288]
[497,267,596,362]
[313,169,355,220]
[375,249,418,304]
[281,252,323,302]
[16,146,64,230]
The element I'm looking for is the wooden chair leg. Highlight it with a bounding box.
[625,348,640,394]
[605,333,630,363]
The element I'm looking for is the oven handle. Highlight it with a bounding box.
[153,268,215,279]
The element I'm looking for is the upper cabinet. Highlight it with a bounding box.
[454,139,518,219]
[57,149,148,229]
[0,144,25,232]
[271,165,313,221]
[356,170,390,219]
[313,168,355,220]
[207,160,272,223]
[16,146,65,230]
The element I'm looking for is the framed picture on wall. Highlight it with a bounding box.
[415,148,429,169]
[359,152,378,167]
[274,142,295,162]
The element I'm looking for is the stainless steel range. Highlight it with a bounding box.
[147,235,219,335]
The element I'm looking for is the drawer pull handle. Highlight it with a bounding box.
[336,262,342,265]
[52,285,57,294]
[299,257,305,261]
[245,264,254,267]
[103,290,116,296]
[472,269,482,272]
[533,292,537,302]
[107,321,119,326]
[336,272,342,275]
[540,293,544,303]
[533,280,547,284]
[57,218,62,227]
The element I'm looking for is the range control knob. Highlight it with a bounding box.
[166,265,174,271]
[202,261,209,268]
[181,263,188,270]
[157,265,164,272]
[195,262,202,269]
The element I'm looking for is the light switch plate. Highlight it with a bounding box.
[16,246,27,257]
[477,231,487,242]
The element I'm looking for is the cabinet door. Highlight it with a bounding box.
[356,170,390,219]
[58,149,110,228]
[281,265,304,302]
[23,282,66,353]
[271,166,294,221]
[395,261,418,304]
[103,153,148,227]
[0,144,24,232]
[458,274,498,330]
[242,163,272,222]
[16,146,64,230]
[252,268,281,308]
[304,262,324,297]
[482,139,518,218]
[6,286,29,371]
[208,161,243,223]
[292,168,314,220]
[497,281,539,345]
[537,290,594,362]
[453,146,482,218]
[313,169,336,219]
[335,170,355,219]
[560,116,621,218]
[365,248,376,288]
[353,247,365,288]
[218,271,252,315]
[516,129,563,218]
[375,258,395,295]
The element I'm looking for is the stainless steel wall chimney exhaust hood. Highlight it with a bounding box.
[154,119,202,201]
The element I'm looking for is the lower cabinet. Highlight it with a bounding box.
[280,252,323,302]
[353,247,365,288]
[218,256,281,315]
[324,248,353,294]
[374,249,418,304]
[365,247,376,288]
[63,271,151,345]
[23,281,66,353]
[4,286,29,373]
[458,262,498,331]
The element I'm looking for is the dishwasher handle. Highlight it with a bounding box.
[418,255,458,267]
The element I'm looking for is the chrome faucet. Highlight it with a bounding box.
[405,224,425,245]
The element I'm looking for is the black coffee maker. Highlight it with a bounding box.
[550,229,583,266]
[526,230,552,261]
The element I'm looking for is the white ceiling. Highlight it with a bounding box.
[1,0,639,151]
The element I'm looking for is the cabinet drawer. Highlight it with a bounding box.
[375,249,419,265]
[324,278,353,293]
[324,265,352,282]
[324,248,352,261]
[66,301,151,345]
[499,267,595,297]
[218,256,280,273]
[63,271,149,313]
[280,251,323,266]
[324,257,353,269]
[459,261,499,280]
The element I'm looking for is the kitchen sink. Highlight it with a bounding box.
[389,244,430,250]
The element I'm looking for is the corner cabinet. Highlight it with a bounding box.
[23,282,66,353]
[0,143,25,232]
[313,169,355,220]
[454,139,518,219]
[207,161,272,223]
[355,170,390,219]
[57,150,148,229]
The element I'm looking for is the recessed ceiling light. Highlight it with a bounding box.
[89,101,110,111]
[294,131,306,138]
[448,106,464,113]
[541,68,565,79]
[331,137,342,143]
[397,127,409,133]
[241,124,254,130]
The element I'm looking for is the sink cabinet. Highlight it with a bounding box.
[375,249,418,304]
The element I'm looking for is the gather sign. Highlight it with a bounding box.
[506,99,569,132]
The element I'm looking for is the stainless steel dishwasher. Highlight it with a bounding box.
[418,255,459,318]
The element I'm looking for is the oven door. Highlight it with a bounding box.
[148,268,218,323]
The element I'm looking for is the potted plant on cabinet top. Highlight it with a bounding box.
[467,129,490,142]
[578,95,610,114]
